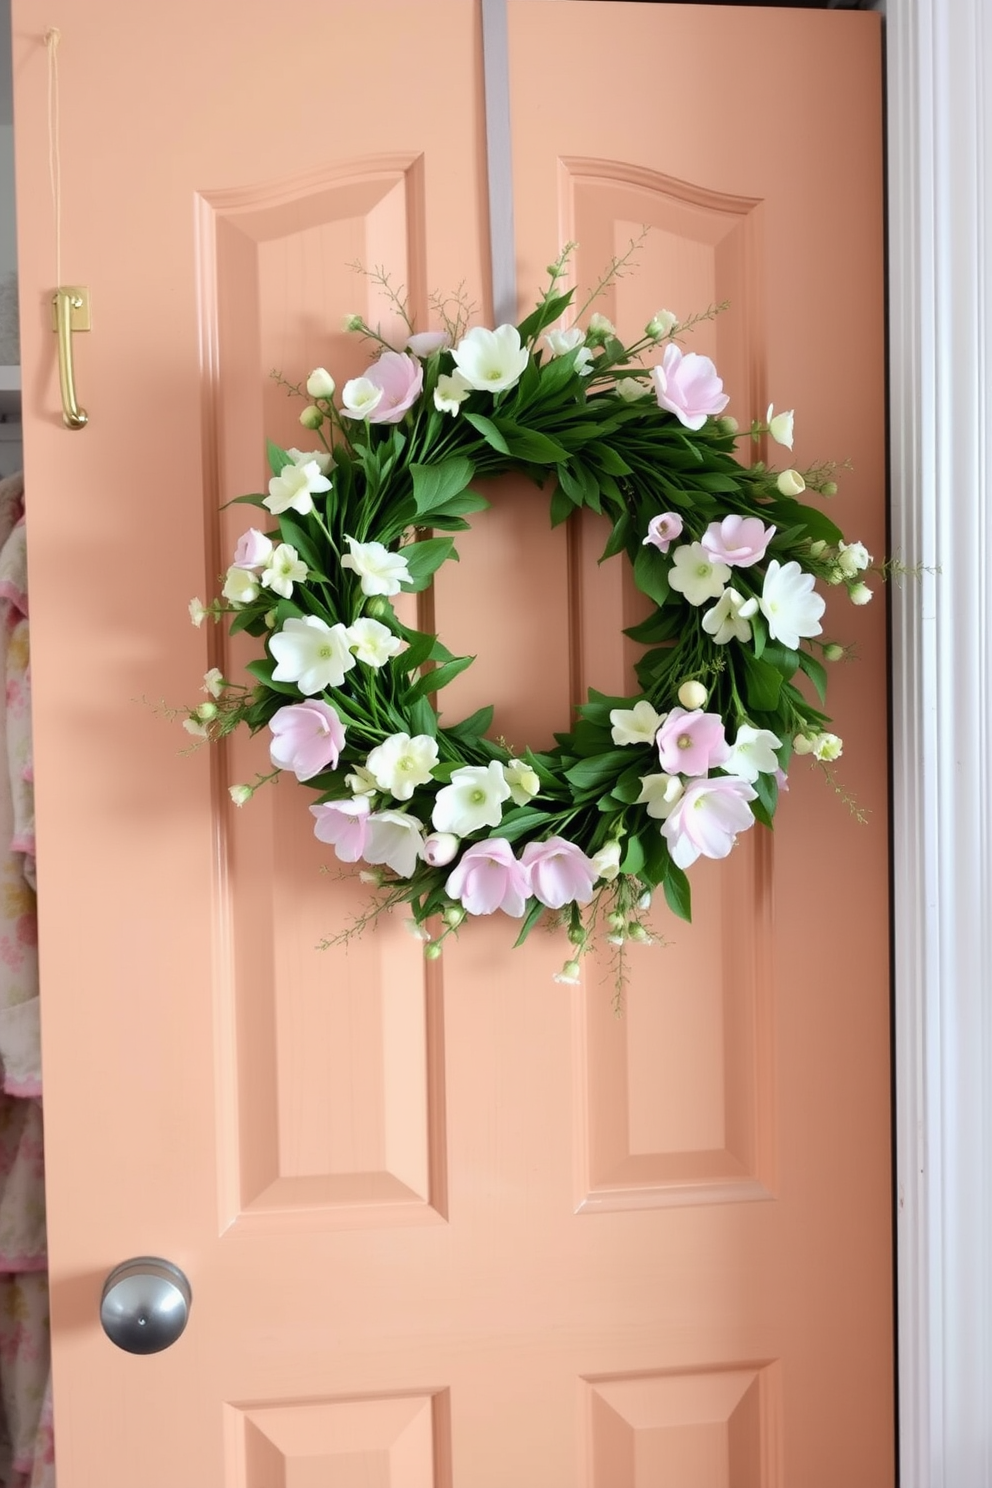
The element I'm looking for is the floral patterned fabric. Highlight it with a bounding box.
[0,475,53,1488]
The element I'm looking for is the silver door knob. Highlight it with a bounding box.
[100,1257,192,1354]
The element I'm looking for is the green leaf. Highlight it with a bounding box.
[564,749,632,792]
[740,651,783,711]
[397,629,437,672]
[558,461,599,507]
[623,608,682,644]
[694,473,741,494]
[512,896,548,947]
[549,483,575,528]
[445,704,495,741]
[792,501,844,546]
[633,545,672,608]
[496,424,568,463]
[410,457,475,517]
[753,769,779,820]
[797,650,828,705]
[620,836,646,877]
[266,440,293,476]
[516,289,575,343]
[405,654,475,702]
[224,492,269,510]
[662,861,693,922]
[463,412,511,454]
[401,537,458,591]
[276,516,324,573]
[588,442,632,477]
[750,611,768,659]
[490,807,556,843]
[245,657,300,698]
[407,696,438,737]
[599,513,631,562]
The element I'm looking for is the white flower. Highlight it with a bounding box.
[849,582,873,606]
[647,308,679,339]
[340,376,384,418]
[543,326,594,374]
[363,810,426,878]
[265,458,331,516]
[504,758,541,805]
[366,732,440,800]
[776,468,806,497]
[677,680,708,710]
[340,536,411,597]
[344,764,378,797]
[347,617,403,667]
[222,565,260,605]
[610,700,664,747]
[202,667,224,698]
[759,559,826,650]
[591,841,622,882]
[812,732,843,762]
[434,370,472,415]
[261,543,308,600]
[189,597,207,627]
[766,404,795,449]
[228,784,253,806]
[432,761,511,834]
[587,312,615,341]
[838,541,873,577]
[615,378,649,401]
[269,615,357,694]
[450,324,529,393]
[724,724,782,782]
[183,717,209,738]
[636,773,684,820]
[701,587,759,645]
[668,543,732,607]
[286,446,332,476]
[306,367,336,399]
[553,959,582,986]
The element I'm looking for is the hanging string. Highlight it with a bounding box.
[45,28,62,291]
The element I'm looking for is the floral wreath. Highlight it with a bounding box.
[185,247,876,989]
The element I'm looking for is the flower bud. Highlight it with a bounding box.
[422,832,460,867]
[591,841,622,882]
[637,890,652,911]
[404,919,431,942]
[562,959,581,980]
[195,701,218,721]
[677,679,708,710]
[849,582,873,606]
[776,468,806,497]
[189,597,207,628]
[359,869,384,885]
[443,905,466,927]
[202,667,225,698]
[567,924,587,946]
[264,609,278,628]
[306,368,335,399]
[229,784,253,806]
[366,596,390,619]
[719,415,739,435]
[823,643,845,662]
[343,314,364,332]
[767,406,795,449]
[812,732,843,762]
[607,910,626,933]
[808,540,827,558]
[826,567,846,586]
[627,923,650,943]
[424,942,443,960]
[183,717,209,738]
[299,404,324,430]
[646,308,678,340]
[792,733,815,756]
[615,378,648,402]
[821,481,838,497]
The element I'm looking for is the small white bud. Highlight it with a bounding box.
[306,367,336,399]
[677,680,708,710]
[646,308,679,340]
[766,405,795,449]
[424,942,443,961]
[823,643,845,662]
[849,582,873,606]
[808,540,827,558]
[189,597,207,627]
[183,717,209,738]
[553,959,582,985]
[228,784,253,807]
[776,468,806,497]
[195,701,218,721]
[792,734,815,756]
[443,905,465,928]
[202,667,224,698]
[344,313,364,332]
[299,405,324,430]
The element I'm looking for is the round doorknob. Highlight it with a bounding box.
[100,1257,192,1354]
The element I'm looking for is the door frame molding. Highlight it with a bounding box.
[888,0,992,1480]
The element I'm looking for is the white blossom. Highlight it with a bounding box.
[543,326,594,374]
[504,758,541,805]
[306,367,336,399]
[363,811,426,878]
[261,543,308,600]
[615,378,649,401]
[228,784,253,806]
[837,541,873,577]
[189,597,207,627]
[432,761,511,835]
[776,468,806,497]
[265,459,331,516]
[759,560,825,650]
[723,724,782,783]
[610,700,664,747]
[340,536,411,597]
[269,615,357,694]
[701,588,759,645]
[434,370,472,415]
[346,617,403,667]
[344,764,378,797]
[812,732,844,762]
[222,565,260,605]
[636,773,684,820]
[668,543,731,607]
[366,732,440,800]
[450,324,529,393]
[766,404,795,449]
[646,308,679,339]
[340,376,384,418]
[849,582,873,606]
[591,841,622,882]
[286,446,332,476]
[202,667,224,698]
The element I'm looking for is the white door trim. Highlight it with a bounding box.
[888,0,992,1480]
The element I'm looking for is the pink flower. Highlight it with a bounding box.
[642,512,684,553]
[310,797,371,862]
[651,343,730,431]
[269,701,346,781]
[445,838,531,918]
[660,776,757,869]
[520,837,597,909]
[232,528,274,570]
[701,515,776,568]
[362,351,424,424]
[406,330,451,358]
[655,708,731,777]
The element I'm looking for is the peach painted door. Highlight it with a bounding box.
[11,2,890,1485]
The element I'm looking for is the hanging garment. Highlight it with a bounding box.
[0,474,52,1488]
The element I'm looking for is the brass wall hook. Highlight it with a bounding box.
[51,286,90,429]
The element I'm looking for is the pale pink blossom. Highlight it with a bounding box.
[232,528,274,570]
[406,330,451,358]
[642,512,684,553]
[651,343,729,431]
[352,351,424,425]
[701,515,776,568]
[661,776,757,869]
[269,701,346,781]
[363,810,426,877]
[445,838,531,917]
[521,837,597,909]
[310,797,371,862]
[655,708,730,777]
